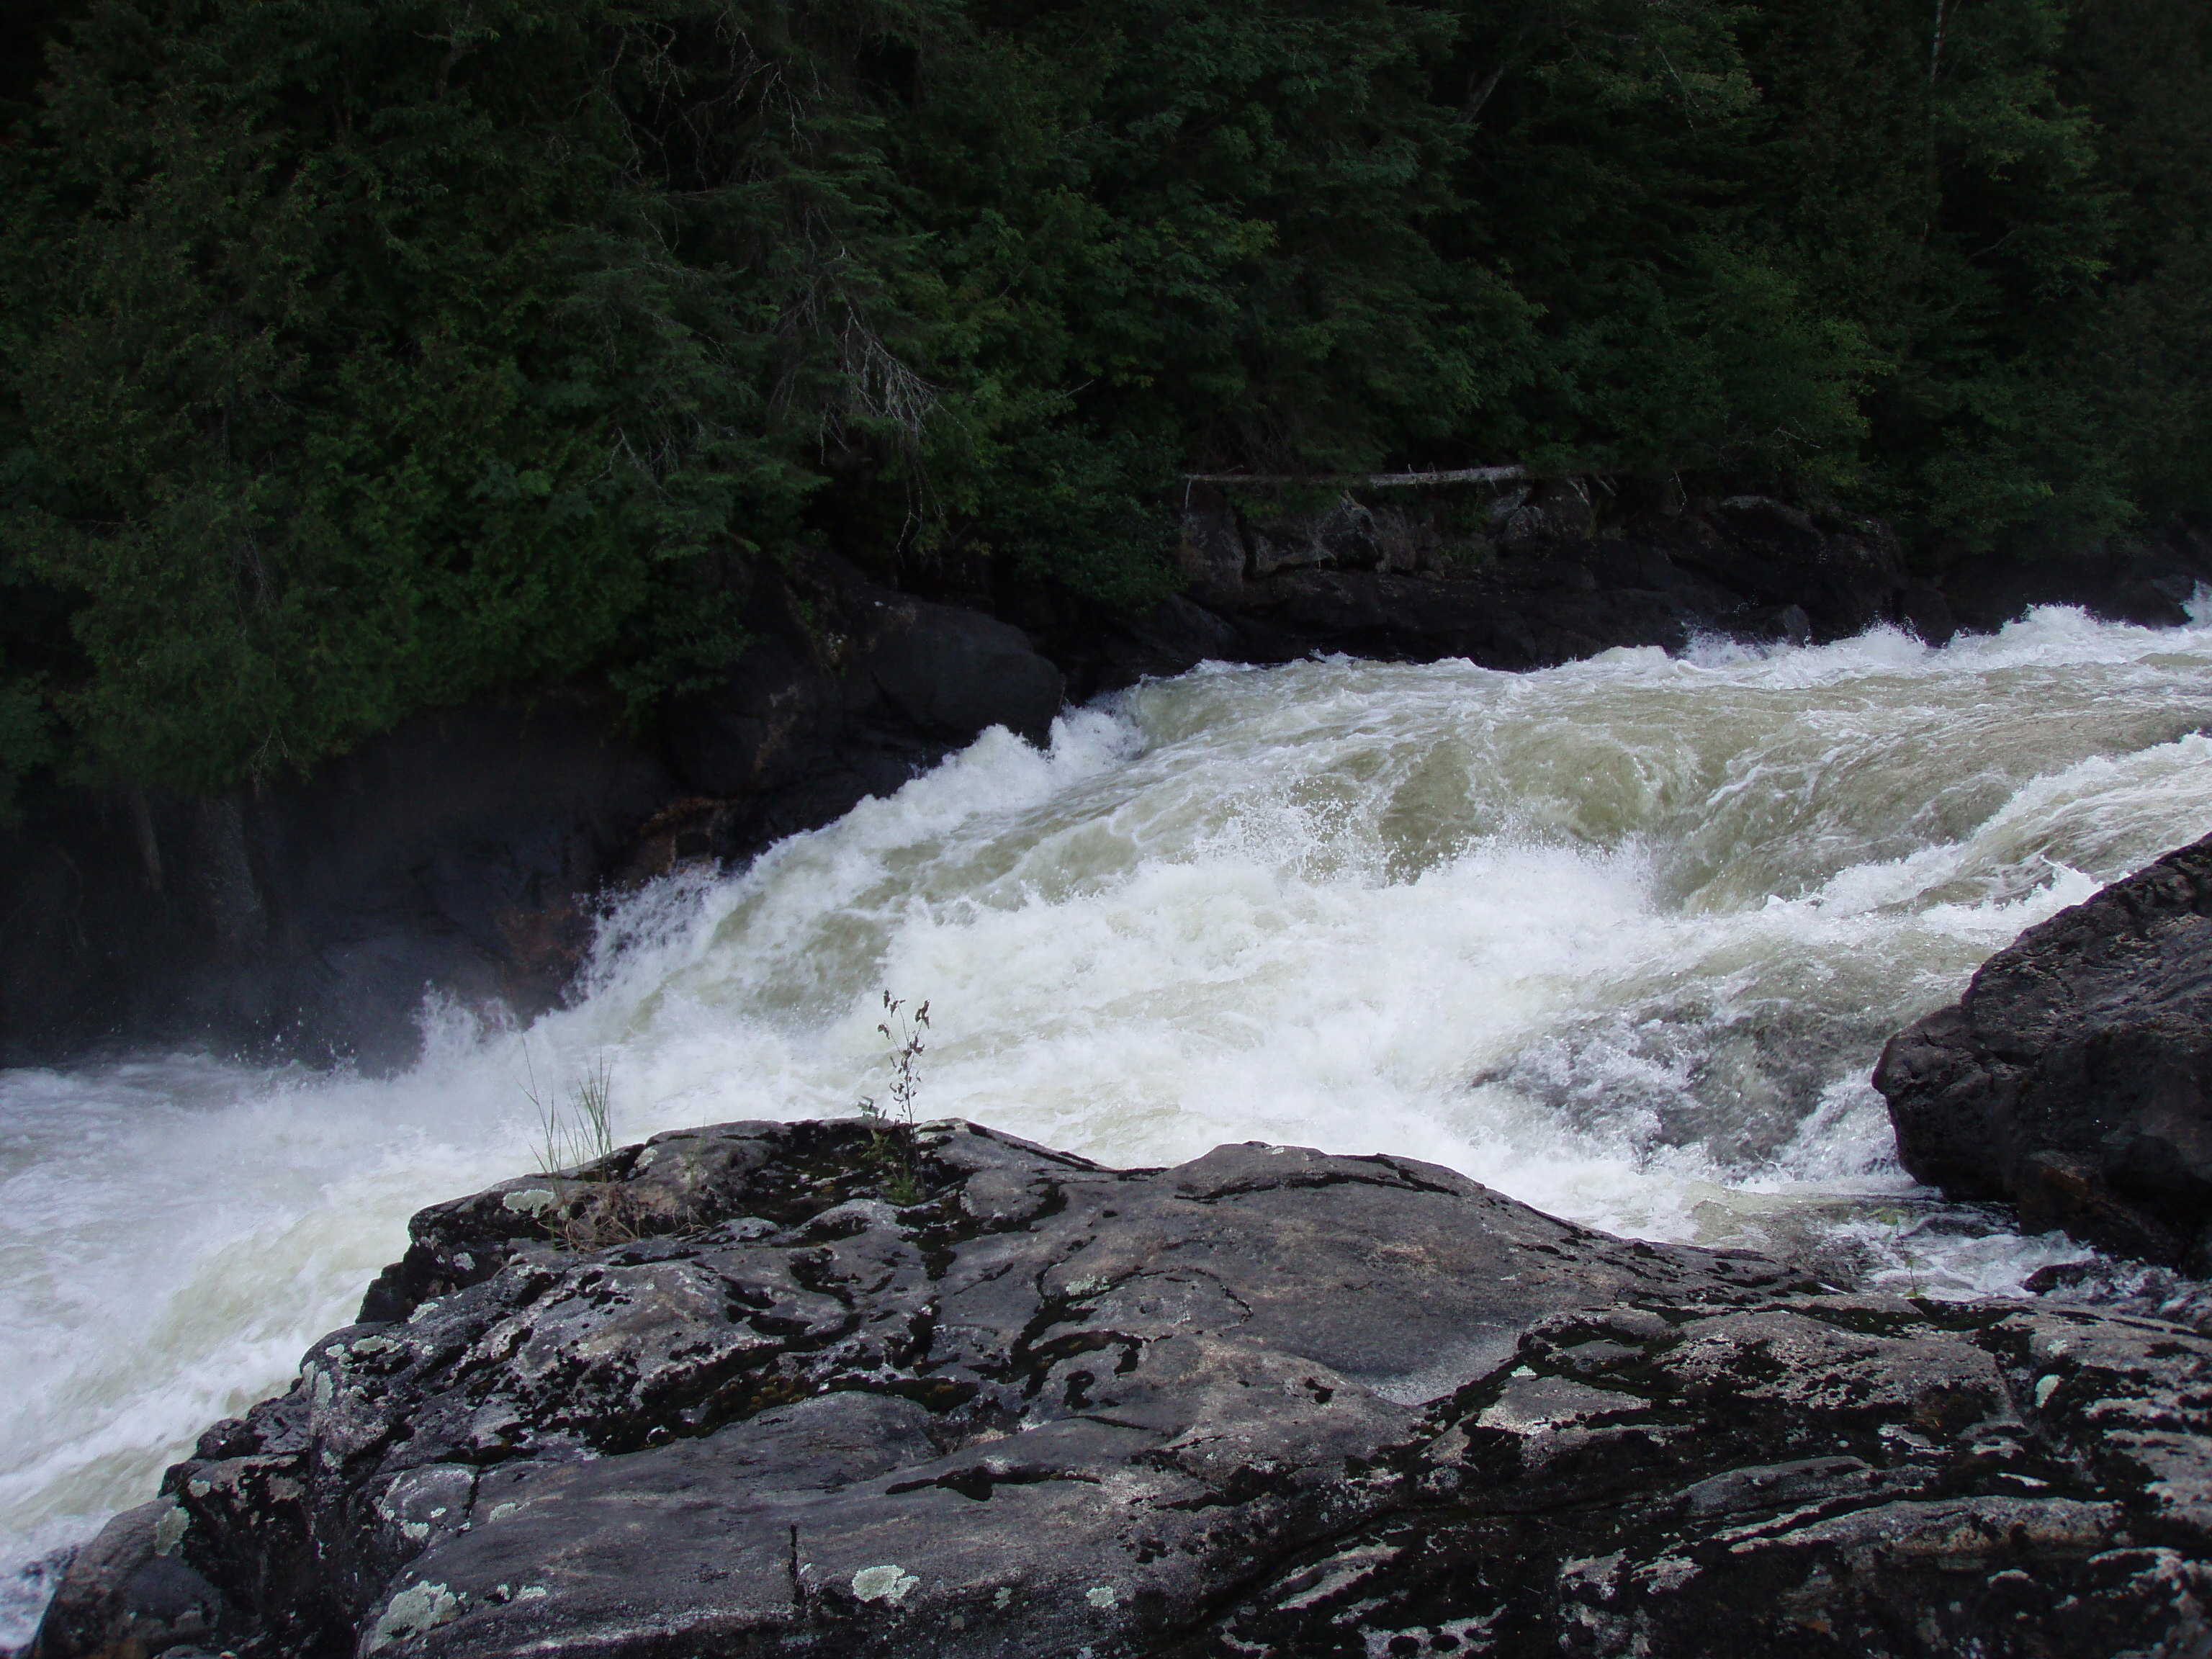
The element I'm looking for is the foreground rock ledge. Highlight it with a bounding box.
[35,1120,2212,1659]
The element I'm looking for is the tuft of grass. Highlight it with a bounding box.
[523,1047,617,1177]
[517,1046,639,1249]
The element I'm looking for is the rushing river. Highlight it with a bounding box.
[7,604,2212,1640]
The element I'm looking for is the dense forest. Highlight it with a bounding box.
[1,0,2208,804]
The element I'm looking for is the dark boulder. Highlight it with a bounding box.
[861,598,1063,747]
[1876,831,2212,1269]
[666,585,1061,804]
[37,1120,2212,1659]
[1071,489,2212,698]
[1673,495,1908,640]
[1191,1291,2212,1659]
[646,571,1066,875]
[28,1498,224,1659]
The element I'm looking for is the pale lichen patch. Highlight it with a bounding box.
[152,1504,189,1557]
[852,1565,920,1604]
[367,1581,464,1652]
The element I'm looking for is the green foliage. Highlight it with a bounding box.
[0,0,868,789]
[0,0,2206,800]
[2062,0,2212,523]
[0,679,54,822]
[1739,0,2124,543]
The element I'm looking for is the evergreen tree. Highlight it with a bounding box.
[0,0,2203,806]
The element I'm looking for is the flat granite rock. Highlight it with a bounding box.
[32,1120,2212,1659]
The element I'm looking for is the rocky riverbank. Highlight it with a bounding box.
[6,493,2212,1072]
[31,1112,2212,1659]
[32,830,2212,1658]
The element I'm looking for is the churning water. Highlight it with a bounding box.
[7,605,2212,1640]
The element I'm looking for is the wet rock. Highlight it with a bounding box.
[1246,498,1384,576]
[1103,489,2212,699]
[649,571,1064,888]
[1876,831,2212,1268]
[861,596,1063,747]
[38,1122,2212,1659]
[1669,498,1907,640]
[1070,485,1914,694]
[1496,480,1599,547]
[1173,487,1251,609]
[30,1500,222,1659]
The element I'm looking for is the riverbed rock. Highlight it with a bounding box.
[35,1120,2212,1659]
[1936,516,2212,637]
[29,1499,223,1659]
[10,490,2209,1069]
[1875,831,2212,1269]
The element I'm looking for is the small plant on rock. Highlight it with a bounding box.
[520,1048,638,1249]
[856,992,930,1206]
[523,1047,618,1175]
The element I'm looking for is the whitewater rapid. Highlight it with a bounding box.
[7,605,2212,1640]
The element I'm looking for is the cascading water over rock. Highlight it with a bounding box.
[6,603,2212,1644]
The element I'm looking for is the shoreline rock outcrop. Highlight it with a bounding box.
[8,498,2211,1073]
[0,562,1065,1073]
[34,1119,2212,1659]
[1876,831,2212,1271]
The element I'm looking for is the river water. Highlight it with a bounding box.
[7,605,2212,1641]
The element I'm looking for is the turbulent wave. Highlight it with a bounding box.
[7,603,2212,1641]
